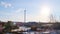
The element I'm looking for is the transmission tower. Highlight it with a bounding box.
[24,9,26,23]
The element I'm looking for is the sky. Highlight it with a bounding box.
[0,0,60,22]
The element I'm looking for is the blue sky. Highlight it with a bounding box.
[0,0,60,22]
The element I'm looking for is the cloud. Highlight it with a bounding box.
[0,8,25,16]
[0,1,12,8]
[16,8,24,13]
[0,11,24,22]
[0,8,26,22]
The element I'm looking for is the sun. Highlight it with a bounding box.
[40,5,51,22]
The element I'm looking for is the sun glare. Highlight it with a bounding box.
[40,5,51,22]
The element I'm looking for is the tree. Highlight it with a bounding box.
[4,21,12,32]
[52,23,60,30]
